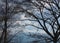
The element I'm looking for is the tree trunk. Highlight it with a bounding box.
[53,39,57,43]
[4,20,7,43]
[4,29,7,43]
[53,41,57,43]
[4,0,8,42]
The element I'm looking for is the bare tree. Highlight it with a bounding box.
[19,0,60,43]
[0,0,26,43]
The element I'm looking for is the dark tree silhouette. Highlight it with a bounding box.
[0,0,25,43]
[20,0,60,43]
